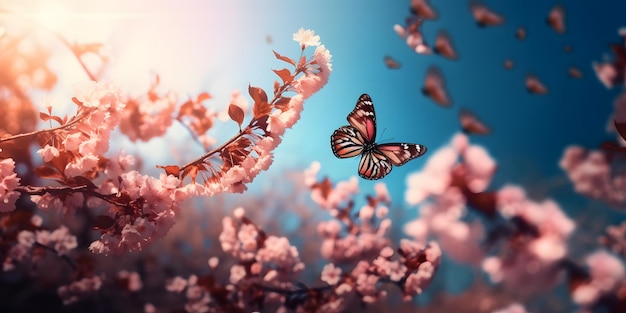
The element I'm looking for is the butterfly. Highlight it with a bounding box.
[331,94,427,180]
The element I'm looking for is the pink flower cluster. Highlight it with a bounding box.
[57,275,103,305]
[220,207,304,280]
[37,81,125,178]
[306,164,442,308]
[404,133,495,264]
[319,240,441,309]
[0,157,20,212]
[600,220,626,256]
[484,185,575,292]
[560,145,626,207]
[119,77,178,142]
[3,223,77,271]
[166,275,212,313]
[403,133,576,293]
[571,250,625,308]
[88,171,190,255]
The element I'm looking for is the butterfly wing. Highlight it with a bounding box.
[347,94,377,144]
[376,143,427,166]
[358,149,393,180]
[331,125,366,158]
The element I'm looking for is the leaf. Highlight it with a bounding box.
[252,100,272,119]
[274,97,291,111]
[298,55,307,69]
[249,85,271,119]
[93,215,115,230]
[40,112,65,126]
[273,68,293,84]
[157,165,181,177]
[182,165,199,182]
[196,92,212,103]
[39,112,51,122]
[272,50,296,66]
[65,176,98,190]
[33,165,62,179]
[71,97,83,106]
[615,119,626,142]
[228,104,244,128]
[273,80,280,95]
[248,85,268,105]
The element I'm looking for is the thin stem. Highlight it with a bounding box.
[33,242,78,270]
[0,113,84,144]
[16,185,125,207]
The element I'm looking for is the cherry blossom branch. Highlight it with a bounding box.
[0,112,85,144]
[16,185,126,208]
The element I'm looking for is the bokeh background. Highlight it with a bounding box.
[3,0,626,312]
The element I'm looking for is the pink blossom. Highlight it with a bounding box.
[404,261,435,298]
[593,62,618,88]
[120,89,177,142]
[405,146,457,204]
[321,263,342,285]
[17,230,35,247]
[293,28,320,48]
[36,226,77,255]
[166,276,188,292]
[374,182,391,203]
[57,275,103,305]
[463,145,497,193]
[208,257,219,269]
[36,144,59,162]
[560,146,626,206]
[492,303,531,313]
[317,220,342,238]
[117,270,143,292]
[572,250,625,307]
[256,236,303,272]
[237,223,259,252]
[0,158,20,213]
[229,264,247,284]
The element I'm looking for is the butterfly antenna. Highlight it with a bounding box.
[379,128,394,142]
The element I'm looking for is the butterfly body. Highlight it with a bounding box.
[331,94,427,180]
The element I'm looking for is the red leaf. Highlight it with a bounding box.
[33,165,62,179]
[196,92,212,103]
[228,104,245,127]
[273,68,293,84]
[93,215,115,230]
[615,119,626,142]
[274,97,291,111]
[253,101,272,119]
[71,97,83,106]
[157,165,181,177]
[272,50,296,66]
[248,85,268,104]
[298,55,307,69]
[52,115,64,125]
[39,112,51,122]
